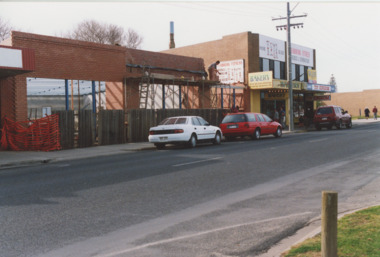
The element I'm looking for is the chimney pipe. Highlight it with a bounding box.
[169,21,175,49]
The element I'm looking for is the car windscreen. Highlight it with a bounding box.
[316,108,333,115]
[159,117,187,125]
[221,114,247,123]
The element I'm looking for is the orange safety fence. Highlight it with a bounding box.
[1,114,61,151]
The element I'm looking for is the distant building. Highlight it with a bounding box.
[326,89,380,117]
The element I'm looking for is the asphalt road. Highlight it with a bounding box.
[1,123,380,257]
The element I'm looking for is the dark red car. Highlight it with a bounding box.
[313,105,352,130]
[220,112,282,140]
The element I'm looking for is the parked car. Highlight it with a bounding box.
[148,116,222,149]
[219,112,282,140]
[313,105,352,130]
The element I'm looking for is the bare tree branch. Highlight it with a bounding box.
[0,17,12,41]
[66,19,143,49]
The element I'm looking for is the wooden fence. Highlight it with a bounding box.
[127,109,224,142]
[53,110,74,149]
[54,109,224,147]
[99,110,125,145]
[78,110,94,148]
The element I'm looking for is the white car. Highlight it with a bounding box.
[148,116,222,149]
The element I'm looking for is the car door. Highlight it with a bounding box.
[196,116,215,140]
[256,114,268,134]
[262,114,277,134]
[191,117,204,140]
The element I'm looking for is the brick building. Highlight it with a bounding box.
[0,31,212,128]
[163,31,336,126]
[326,89,380,117]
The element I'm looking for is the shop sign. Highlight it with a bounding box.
[307,83,336,93]
[266,92,286,99]
[217,59,245,84]
[291,43,314,67]
[0,47,22,68]
[272,80,304,90]
[248,71,273,89]
[313,95,331,101]
[259,35,286,62]
[307,69,317,83]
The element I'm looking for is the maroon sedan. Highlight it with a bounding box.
[220,112,282,140]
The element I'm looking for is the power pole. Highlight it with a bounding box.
[272,2,307,131]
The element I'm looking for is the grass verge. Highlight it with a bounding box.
[282,205,380,257]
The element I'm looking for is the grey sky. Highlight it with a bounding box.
[1,1,379,92]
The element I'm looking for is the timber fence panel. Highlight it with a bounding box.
[53,110,74,149]
[78,110,94,148]
[99,110,125,145]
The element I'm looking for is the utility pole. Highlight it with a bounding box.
[272,2,307,131]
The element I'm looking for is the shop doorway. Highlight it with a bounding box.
[261,99,285,122]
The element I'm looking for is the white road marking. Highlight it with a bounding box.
[309,138,327,143]
[172,157,222,167]
[98,211,313,257]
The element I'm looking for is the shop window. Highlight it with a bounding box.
[305,67,309,82]
[269,59,274,73]
[299,65,304,81]
[295,65,301,81]
[260,58,270,71]
[291,64,296,81]
[274,61,281,79]
[280,62,286,79]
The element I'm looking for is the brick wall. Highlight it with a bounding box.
[2,31,207,122]
[324,89,380,117]
[162,32,257,111]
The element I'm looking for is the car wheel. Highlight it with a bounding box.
[274,127,282,138]
[346,119,352,129]
[336,120,342,129]
[188,134,197,148]
[213,132,221,145]
[154,143,165,150]
[253,128,261,140]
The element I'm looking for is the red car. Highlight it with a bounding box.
[313,105,352,130]
[220,112,282,140]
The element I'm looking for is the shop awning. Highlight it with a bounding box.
[0,46,35,78]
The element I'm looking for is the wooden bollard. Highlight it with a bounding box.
[321,191,338,257]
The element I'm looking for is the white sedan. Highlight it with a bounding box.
[148,116,222,149]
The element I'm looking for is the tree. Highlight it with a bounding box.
[66,20,143,49]
[329,74,337,92]
[0,17,12,41]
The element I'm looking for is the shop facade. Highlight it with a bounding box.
[163,31,336,127]
[249,71,336,126]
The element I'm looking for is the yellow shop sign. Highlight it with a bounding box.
[273,80,304,90]
[248,71,273,89]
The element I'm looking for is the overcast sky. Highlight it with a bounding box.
[1,1,379,93]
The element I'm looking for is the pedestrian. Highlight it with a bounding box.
[274,109,279,122]
[364,107,370,120]
[372,106,378,120]
[208,61,221,81]
[280,107,286,128]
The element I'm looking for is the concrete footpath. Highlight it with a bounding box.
[0,119,379,169]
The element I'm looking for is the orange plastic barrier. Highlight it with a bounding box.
[1,114,61,151]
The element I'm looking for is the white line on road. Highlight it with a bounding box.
[98,211,313,257]
[172,157,222,167]
[309,138,327,143]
